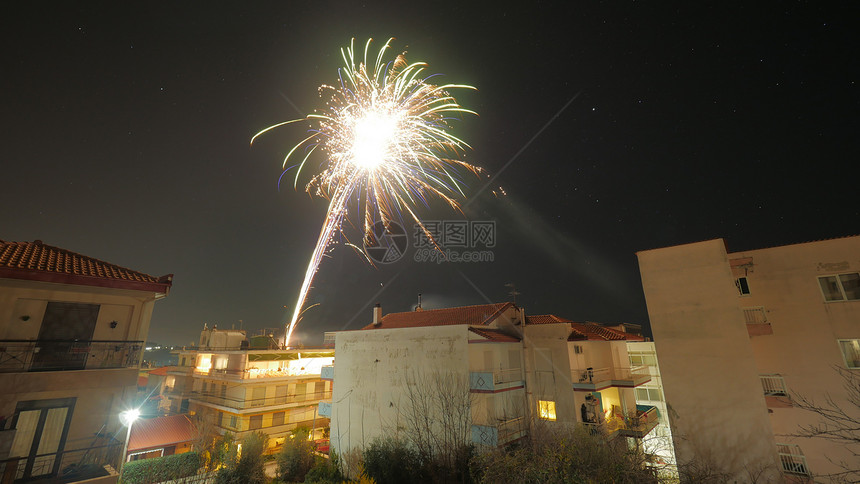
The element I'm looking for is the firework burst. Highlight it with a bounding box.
[253,38,480,347]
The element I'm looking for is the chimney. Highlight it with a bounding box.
[373,303,382,326]
[415,293,423,311]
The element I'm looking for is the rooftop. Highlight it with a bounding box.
[362,302,516,330]
[526,315,643,341]
[0,239,172,293]
[128,415,196,453]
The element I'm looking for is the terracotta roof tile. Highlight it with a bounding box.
[468,327,520,343]
[128,415,197,453]
[569,322,643,341]
[526,314,573,325]
[0,240,172,293]
[362,302,514,330]
[147,366,172,377]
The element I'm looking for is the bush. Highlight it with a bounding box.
[276,428,315,482]
[121,451,200,484]
[304,450,344,483]
[216,431,267,484]
[362,437,425,484]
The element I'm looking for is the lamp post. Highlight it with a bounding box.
[119,409,140,480]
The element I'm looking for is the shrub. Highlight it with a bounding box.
[362,437,424,484]
[304,450,344,483]
[216,431,267,484]
[121,451,200,484]
[276,428,315,482]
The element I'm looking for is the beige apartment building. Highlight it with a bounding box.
[638,235,860,482]
[329,302,656,458]
[169,326,334,453]
[0,239,172,483]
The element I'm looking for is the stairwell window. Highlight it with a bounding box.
[538,400,557,421]
[838,340,860,369]
[818,273,860,301]
[736,277,751,295]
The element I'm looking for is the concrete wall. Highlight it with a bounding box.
[730,236,860,477]
[638,239,781,481]
[521,323,577,425]
[331,325,470,455]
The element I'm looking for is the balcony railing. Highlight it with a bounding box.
[572,366,650,389]
[777,443,810,476]
[470,368,524,392]
[0,441,122,483]
[190,389,332,410]
[585,405,659,439]
[194,366,324,380]
[321,365,334,380]
[472,416,527,447]
[760,374,788,396]
[0,340,143,373]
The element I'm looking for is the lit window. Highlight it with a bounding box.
[538,400,557,421]
[736,277,751,295]
[818,273,860,302]
[196,354,212,373]
[838,339,860,369]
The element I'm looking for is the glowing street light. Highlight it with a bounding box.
[119,408,140,479]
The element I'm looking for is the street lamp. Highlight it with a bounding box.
[119,409,140,479]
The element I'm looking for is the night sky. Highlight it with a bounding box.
[2,3,857,346]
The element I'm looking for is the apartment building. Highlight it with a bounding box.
[638,235,860,481]
[170,326,334,452]
[0,239,172,483]
[328,302,655,458]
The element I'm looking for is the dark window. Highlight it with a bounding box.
[249,415,262,430]
[272,412,285,427]
[736,277,751,295]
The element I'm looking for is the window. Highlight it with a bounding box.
[249,415,262,430]
[635,387,664,402]
[32,303,100,371]
[628,352,657,367]
[838,340,860,369]
[573,345,583,354]
[818,273,860,301]
[229,415,238,429]
[272,412,285,427]
[250,387,266,407]
[736,277,751,295]
[538,400,557,421]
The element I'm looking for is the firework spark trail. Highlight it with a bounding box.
[253,38,480,347]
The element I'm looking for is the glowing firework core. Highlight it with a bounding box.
[351,110,399,170]
[252,38,480,347]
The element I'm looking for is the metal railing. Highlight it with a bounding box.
[742,307,768,324]
[190,390,332,410]
[0,441,121,482]
[572,366,649,384]
[193,366,325,380]
[760,374,788,396]
[777,443,810,476]
[0,340,143,373]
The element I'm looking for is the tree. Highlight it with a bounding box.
[276,427,316,482]
[790,366,860,482]
[215,431,267,484]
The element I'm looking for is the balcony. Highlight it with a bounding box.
[584,405,659,440]
[761,374,792,408]
[0,340,143,373]
[194,366,326,381]
[469,368,524,393]
[571,366,650,391]
[320,365,334,381]
[743,307,773,337]
[0,440,122,483]
[318,401,332,417]
[189,389,332,412]
[472,416,527,447]
[777,443,810,477]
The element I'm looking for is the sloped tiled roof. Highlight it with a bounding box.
[468,327,520,343]
[128,415,197,453]
[0,240,172,293]
[526,314,573,325]
[362,302,514,330]
[569,322,644,342]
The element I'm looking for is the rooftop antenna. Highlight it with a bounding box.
[505,283,520,304]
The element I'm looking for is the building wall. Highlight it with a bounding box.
[331,325,470,455]
[521,323,578,425]
[637,239,781,481]
[729,236,860,476]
